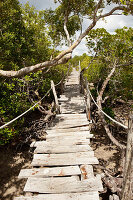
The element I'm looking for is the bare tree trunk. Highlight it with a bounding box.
[51,80,60,114]
[97,64,126,149]
[121,112,133,200]
[64,11,71,47]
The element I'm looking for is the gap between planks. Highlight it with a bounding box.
[14,191,100,200]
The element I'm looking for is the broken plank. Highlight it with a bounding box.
[24,175,103,193]
[18,166,81,179]
[31,152,98,166]
[34,144,92,154]
[14,192,99,200]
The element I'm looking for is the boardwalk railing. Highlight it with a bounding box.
[0,76,65,130]
[79,67,133,200]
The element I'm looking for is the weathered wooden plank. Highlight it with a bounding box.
[34,144,92,154]
[24,175,103,193]
[56,113,87,118]
[47,126,90,132]
[52,121,88,127]
[52,122,89,129]
[80,165,94,180]
[33,151,94,159]
[31,152,98,166]
[46,135,92,142]
[46,132,93,139]
[30,138,90,147]
[18,166,81,179]
[14,192,99,200]
[53,118,88,123]
[46,130,90,135]
[60,108,85,111]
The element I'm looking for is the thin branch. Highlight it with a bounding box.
[93,0,103,21]
[98,6,126,20]
[116,61,133,68]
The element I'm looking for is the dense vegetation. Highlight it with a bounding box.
[81,27,133,99]
[0,0,69,144]
[0,0,132,145]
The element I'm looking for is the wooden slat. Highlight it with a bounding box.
[47,126,90,132]
[34,144,92,154]
[18,166,81,179]
[46,135,92,142]
[33,151,94,159]
[46,132,93,139]
[14,192,99,200]
[24,175,103,193]
[52,122,89,129]
[56,113,87,118]
[31,152,98,166]
[53,120,89,124]
[46,130,90,135]
[30,138,90,148]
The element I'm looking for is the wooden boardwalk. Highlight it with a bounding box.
[14,68,103,200]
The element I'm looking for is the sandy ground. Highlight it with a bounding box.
[0,145,32,200]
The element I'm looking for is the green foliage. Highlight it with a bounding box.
[85,27,133,101]
[0,128,18,145]
[43,7,81,46]
[0,1,69,145]
[81,54,106,83]
[103,107,115,123]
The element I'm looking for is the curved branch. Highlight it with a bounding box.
[98,6,126,19]
[0,5,129,78]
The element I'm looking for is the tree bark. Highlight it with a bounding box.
[121,112,133,200]
[97,64,126,149]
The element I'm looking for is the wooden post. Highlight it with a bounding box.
[51,80,60,114]
[66,63,71,82]
[121,111,133,200]
[60,71,64,94]
[79,60,81,72]
[85,77,91,121]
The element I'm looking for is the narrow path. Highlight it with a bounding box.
[14,68,103,200]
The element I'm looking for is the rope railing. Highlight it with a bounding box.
[80,73,128,129]
[0,89,51,130]
[0,75,65,130]
[88,87,128,129]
